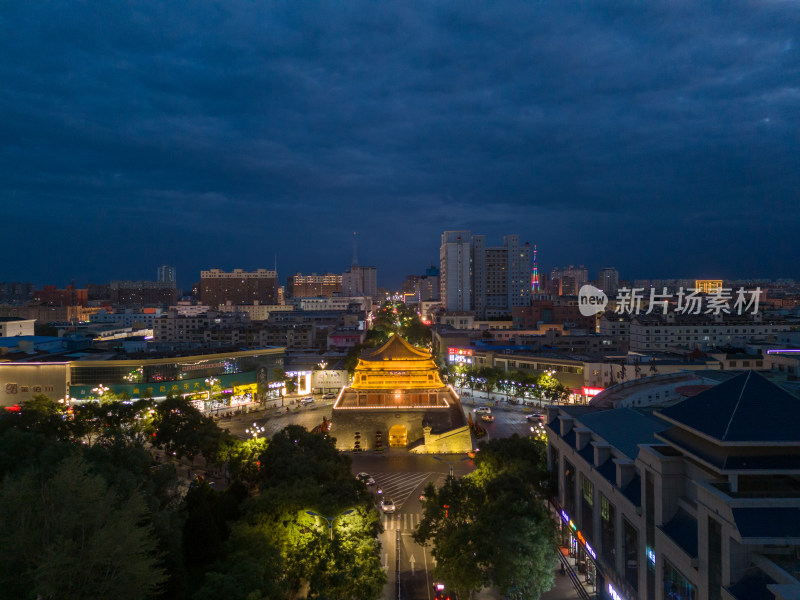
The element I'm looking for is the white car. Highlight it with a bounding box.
[300,397,314,406]
[474,406,492,415]
[380,498,396,514]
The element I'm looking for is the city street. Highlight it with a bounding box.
[214,394,578,600]
[349,453,473,600]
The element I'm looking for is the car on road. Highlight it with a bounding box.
[526,412,545,422]
[380,498,396,513]
[300,396,314,406]
[356,472,376,486]
[322,393,337,400]
[474,406,491,415]
[480,413,495,422]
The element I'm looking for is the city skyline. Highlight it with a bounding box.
[2,2,799,287]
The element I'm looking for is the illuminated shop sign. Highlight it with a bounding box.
[560,509,596,560]
[646,546,656,567]
[608,583,624,600]
[448,347,473,365]
[582,386,604,397]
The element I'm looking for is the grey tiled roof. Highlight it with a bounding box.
[621,474,641,507]
[660,508,698,557]
[732,507,800,539]
[657,371,800,443]
[727,568,776,600]
[574,407,670,460]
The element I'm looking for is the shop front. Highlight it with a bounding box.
[559,508,599,595]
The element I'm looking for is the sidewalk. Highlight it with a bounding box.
[470,561,584,599]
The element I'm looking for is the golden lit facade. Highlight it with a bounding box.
[351,335,445,391]
[336,335,450,408]
[331,334,471,452]
[695,279,723,294]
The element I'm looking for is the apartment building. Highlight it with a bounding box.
[629,314,791,352]
[200,268,278,307]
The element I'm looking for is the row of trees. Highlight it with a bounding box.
[415,435,557,599]
[442,364,571,404]
[0,395,385,599]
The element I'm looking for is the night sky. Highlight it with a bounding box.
[2,1,799,289]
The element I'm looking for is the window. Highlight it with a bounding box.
[646,471,656,600]
[564,460,576,516]
[581,475,594,537]
[664,559,696,600]
[623,518,639,592]
[600,494,616,566]
[708,517,722,600]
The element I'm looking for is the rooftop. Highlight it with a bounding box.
[657,371,800,444]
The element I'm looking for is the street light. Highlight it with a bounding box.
[91,384,109,400]
[245,422,265,438]
[306,509,355,540]
[430,455,472,480]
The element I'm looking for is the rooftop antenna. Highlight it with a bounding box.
[352,231,359,268]
[274,254,277,273]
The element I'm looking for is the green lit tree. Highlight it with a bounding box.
[415,436,556,599]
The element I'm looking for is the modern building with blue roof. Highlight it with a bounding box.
[546,371,800,600]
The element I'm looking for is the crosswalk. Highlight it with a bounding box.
[372,471,437,508]
[380,511,423,531]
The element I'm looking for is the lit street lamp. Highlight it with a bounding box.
[306,509,355,540]
[91,384,109,400]
[245,422,265,438]
[430,455,471,480]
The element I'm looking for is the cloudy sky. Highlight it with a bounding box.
[2,1,798,288]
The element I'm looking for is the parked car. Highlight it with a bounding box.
[474,406,491,415]
[480,413,495,422]
[380,498,396,514]
[526,412,544,422]
[322,393,337,400]
[356,472,376,486]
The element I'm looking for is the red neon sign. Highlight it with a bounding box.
[582,387,604,397]
[448,347,473,356]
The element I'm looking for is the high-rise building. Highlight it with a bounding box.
[341,266,378,300]
[599,267,619,295]
[286,273,342,298]
[200,269,278,308]
[342,232,378,300]
[551,265,589,296]
[440,231,472,311]
[471,234,531,319]
[403,267,441,304]
[157,265,177,285]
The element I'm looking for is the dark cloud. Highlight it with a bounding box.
[1,0,798,287]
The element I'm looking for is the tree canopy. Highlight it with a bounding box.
[415,435,556,599]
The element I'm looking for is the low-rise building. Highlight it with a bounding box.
[0,346,285,407]
[629,314,790,352]
[0,317,35,337]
